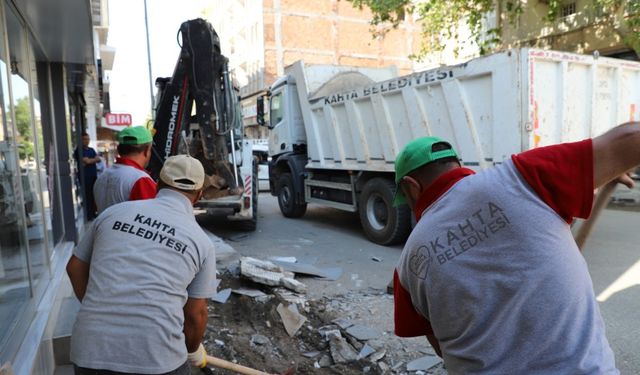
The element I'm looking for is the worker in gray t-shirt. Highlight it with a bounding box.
[67,155,215,375]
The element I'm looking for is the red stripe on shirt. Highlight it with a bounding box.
[393,270,434,337]
[511,139,594,223]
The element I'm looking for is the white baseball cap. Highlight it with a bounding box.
[160,155,205,191]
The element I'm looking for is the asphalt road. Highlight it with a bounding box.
[199,193,640,374]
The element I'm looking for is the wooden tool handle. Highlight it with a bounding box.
[574,180,618,250]
[206,354,273,375]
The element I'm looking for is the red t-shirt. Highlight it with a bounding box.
[394,139,594,337]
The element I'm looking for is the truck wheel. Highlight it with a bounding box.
[359,178,411,245]
[238,158,258,231]
[277,172,306,218]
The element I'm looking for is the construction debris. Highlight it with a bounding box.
[407,355,443,371]
[329,335,359,364]
[240,257,309,293]
[276,303,307,337]
[345,324,381,341]
[212,288,232,304]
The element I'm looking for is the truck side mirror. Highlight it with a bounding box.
[256,96,265,127]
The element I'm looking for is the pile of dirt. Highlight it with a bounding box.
[201,271,445,375]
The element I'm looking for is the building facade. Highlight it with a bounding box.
[206,0,424,139]
[500,0,639,59]
[0,0,109,373]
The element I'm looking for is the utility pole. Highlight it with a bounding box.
[143,0,155,121]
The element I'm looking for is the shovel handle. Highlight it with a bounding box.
[206,354,273,375]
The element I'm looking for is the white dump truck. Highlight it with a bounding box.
[257,49,640,245]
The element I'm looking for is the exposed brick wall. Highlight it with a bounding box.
[262,0,418,87]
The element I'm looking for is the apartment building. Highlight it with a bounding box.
[206,0,423,138]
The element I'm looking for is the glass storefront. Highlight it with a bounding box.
[0,2,32,356]
[0,1,69,362]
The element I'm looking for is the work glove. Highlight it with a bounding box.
[187,343,207,368]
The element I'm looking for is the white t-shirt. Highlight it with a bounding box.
[71,189,216,373]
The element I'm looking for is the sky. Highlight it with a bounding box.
[107,0,209,126]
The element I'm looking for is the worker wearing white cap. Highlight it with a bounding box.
[67,155,214,374]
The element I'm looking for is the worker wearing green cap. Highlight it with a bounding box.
[94,126,157,213]
[393,122,640,374]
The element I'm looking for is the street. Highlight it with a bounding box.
[199,192,640,374]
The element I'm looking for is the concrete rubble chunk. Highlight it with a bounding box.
[329,335,359,364]
[302,351,321,358]
[277,303,307,337]
[378,361,390,373]
[250,334,270,346]
[211,288,231,304]
[240,257,283,286]
[358,344,376,359]
[369,349,387,362]
[346,324,382,341]
[331,317,354,329]
[232,288,267,298]
[318,354,333,368]
[280,277,307,293]
[406,355,442,371]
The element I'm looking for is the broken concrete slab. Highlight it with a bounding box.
[346,324,382,341]
[280,277,307,293]
[231,288,267,298]
[250,334,270,346]
[358,344,376,359]
[318,354,333,368]
[331,317,354,329]
[406,355,442,371]
[302,351,321,358]
[369,349,386,362]
[212,288,231,304]
[269,256,296,263]
[329,335,359,364]
[271,260,342,280]
[240,257,284,286]
[277,303,307,337]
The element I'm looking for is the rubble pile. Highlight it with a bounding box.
[202,261,446,375]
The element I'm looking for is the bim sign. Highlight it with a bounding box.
[105,113,132,126]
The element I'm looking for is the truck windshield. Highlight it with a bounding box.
[270,92,284,127]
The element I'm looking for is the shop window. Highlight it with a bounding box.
[28,40,55,250]
[0,4,32,360]
[7,4,51,286]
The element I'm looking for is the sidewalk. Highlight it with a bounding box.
[582,208,640,374]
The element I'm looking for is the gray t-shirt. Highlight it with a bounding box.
[71,189,216,374]
[94,160,155,213]
[396,160,617,374]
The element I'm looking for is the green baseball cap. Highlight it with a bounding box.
[393,136,458,206]
[117,126,153,145]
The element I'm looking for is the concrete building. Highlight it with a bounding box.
[0,0,111,373]
[414,0,639,70]
[206,0,423,139]
[499,0,639,59]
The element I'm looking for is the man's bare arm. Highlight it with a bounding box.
[66,255,90,301]
[592,122,640,189]
[183,298,208,352]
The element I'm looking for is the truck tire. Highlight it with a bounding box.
[359,178,411,245]
[238,158,258,231]
[277,172,306,218]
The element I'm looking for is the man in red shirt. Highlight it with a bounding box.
[94,126,157,213]
[392,121,639,374]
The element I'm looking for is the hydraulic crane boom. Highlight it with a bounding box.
[148,18,239,194]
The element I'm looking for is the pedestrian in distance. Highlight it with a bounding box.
[392,121,640,374]
[75,132,101,220]
[67,154,216,374]
[94,126,157,214]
